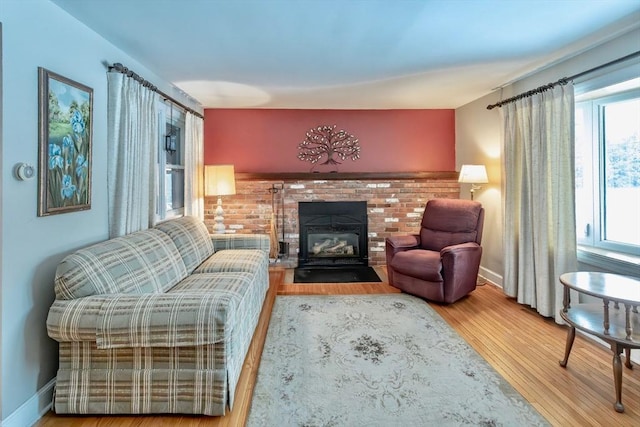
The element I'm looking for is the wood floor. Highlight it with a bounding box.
[36,267,639,426]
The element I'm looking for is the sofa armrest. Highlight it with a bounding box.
[47,296,111,342]
[211,233,270,253]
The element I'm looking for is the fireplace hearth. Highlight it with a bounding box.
[298,201,368,268]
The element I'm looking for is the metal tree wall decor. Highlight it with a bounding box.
[298,125,360,171]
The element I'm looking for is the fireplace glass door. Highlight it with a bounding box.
[308,232,359,259]
[298,201,368,268]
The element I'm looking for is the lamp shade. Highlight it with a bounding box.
[458,164,488,184]
[205,165,236,196]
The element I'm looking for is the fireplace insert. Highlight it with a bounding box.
[298,201,368,268]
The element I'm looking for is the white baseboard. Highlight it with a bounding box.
[2,378,54,427]
[479,266,503,288]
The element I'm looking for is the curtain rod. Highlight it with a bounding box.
[108,62,204,119]
[486,50,640,110]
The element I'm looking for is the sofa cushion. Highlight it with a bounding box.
[54,229,188,300]
[193,249,268,274]
[93,269,267,349]
[47,273,261,346]
[154,216,215,273]
[169,271,255,293]
[210,234,271,252]
[95,290,243,349]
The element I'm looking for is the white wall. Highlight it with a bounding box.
[455,92,504,285]
[0,1,200,425]
[456,27,640,286]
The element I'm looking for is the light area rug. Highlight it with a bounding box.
[246,294,549,427]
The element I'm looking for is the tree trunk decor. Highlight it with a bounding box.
[298,125,360,172]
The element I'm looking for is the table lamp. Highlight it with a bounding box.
[458,165,488,200]
[205,165,236,234]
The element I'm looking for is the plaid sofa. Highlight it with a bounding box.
[46,216,269,416]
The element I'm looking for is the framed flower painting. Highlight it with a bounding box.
[38,68,93,216]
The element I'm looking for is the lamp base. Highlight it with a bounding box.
[470,184,483,201]
[213,197,226,234]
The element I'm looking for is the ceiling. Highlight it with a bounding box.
[51,0,640,110]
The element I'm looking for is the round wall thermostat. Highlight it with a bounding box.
[16,163,36,180]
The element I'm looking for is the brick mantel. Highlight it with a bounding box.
[204,173,461,267]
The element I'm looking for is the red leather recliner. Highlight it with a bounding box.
[385,198,484,304]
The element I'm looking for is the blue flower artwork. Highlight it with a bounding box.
[38,68,93,216]
[61,174,77,199]
[70,110,86,134]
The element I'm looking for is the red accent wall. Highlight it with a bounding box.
[204,109,455,172]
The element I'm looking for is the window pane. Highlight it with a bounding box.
[165,169,184,211]
[165,123,182,166]
[601,99,640,246]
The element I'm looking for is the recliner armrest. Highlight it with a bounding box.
[385,235,421,270]
[440,241,481,256]
[385,234,420,251]
[440,242,483,303]
[441,242,482,268]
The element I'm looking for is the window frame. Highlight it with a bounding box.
[156,102,186,221]
[577,90,640,253]
[574,71,640,275]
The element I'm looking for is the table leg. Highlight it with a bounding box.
[613,343,625,413]
[603,299,610,335]
[559,326,576,367]
[562,285,570,312]
[625,347,633,369]
[623,303,633,369]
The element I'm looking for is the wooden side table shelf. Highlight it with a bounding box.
[558,272,640,413]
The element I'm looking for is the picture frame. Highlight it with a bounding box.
[38,67,93,216]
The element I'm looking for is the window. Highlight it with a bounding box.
[575,76,640,265]
[157,102,185,220]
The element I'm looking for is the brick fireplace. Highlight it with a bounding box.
[203,172,460,267]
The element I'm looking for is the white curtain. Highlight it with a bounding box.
[107,72,159,238]
[184,112,205,220]
[501,83,578,324]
